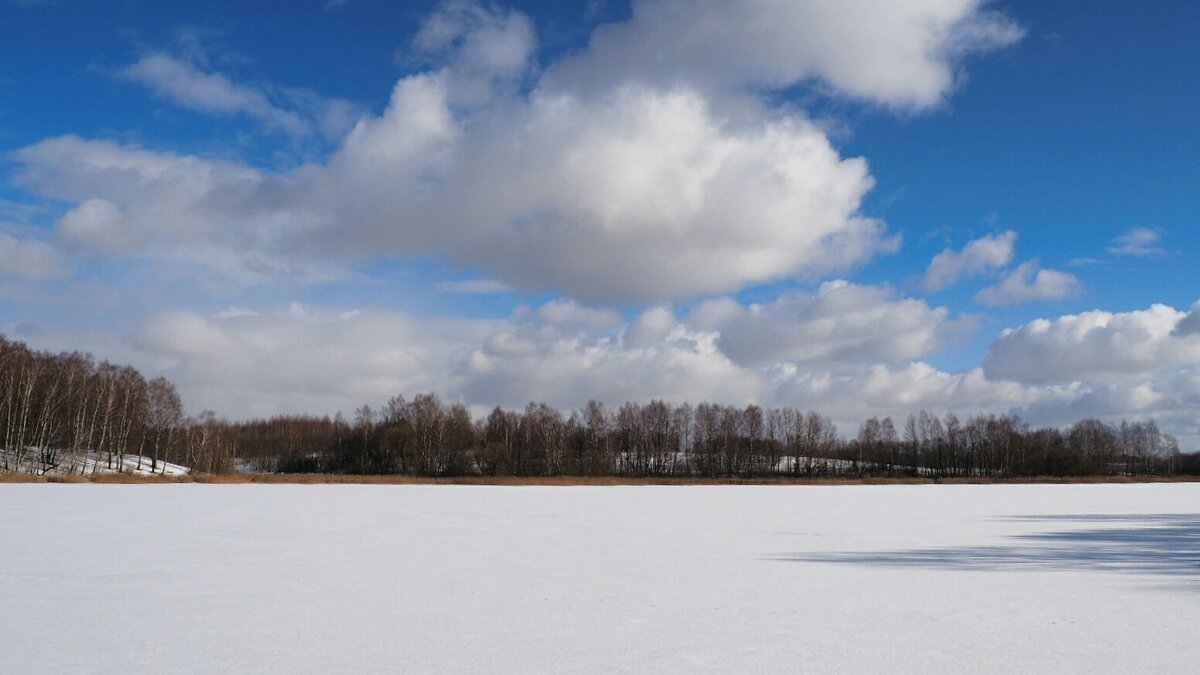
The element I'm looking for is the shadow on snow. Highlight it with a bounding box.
[775,514,1200,578]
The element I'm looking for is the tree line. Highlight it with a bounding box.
[0,335,234,475]
[238,394,1189,479]
[1,333,1194,478]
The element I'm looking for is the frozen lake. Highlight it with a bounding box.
[2,483,1199,673]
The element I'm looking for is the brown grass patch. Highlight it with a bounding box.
[88,472,190,484]
[0,472,47,483]
[190,473,251,484]
[45,473,89,484]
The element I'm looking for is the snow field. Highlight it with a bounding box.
[1,483,1198,673]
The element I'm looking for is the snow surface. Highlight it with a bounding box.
[68,452,191,477]
[3,450,190,477]
[2,484,1199,673]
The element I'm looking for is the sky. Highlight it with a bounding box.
[1,0,1198,446]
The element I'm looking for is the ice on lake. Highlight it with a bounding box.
[2,483,1198,673]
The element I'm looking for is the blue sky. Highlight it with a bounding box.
[1,0,1198,445]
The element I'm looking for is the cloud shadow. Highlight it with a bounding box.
[775,514,1200,578]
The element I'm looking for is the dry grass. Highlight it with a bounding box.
[89,472,189,484]
[926,474,1200,485]
[192,473,896,486]
[0,472,47,483]
[2,471,1198,486]
[45,473,89,484]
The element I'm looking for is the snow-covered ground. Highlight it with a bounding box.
[2,450,190,477]
[66,452,190,477]
[2,484,1198,673]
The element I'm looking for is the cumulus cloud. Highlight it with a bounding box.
[623,305,677,349]
[1,292,1183,448]
[411,0,537,106]
[1174,302,1200,337]
[13,136,346,284]
[119,299,758,417]
[770,362,1058,427]
[11,0,1027,302]
[303,70,897,301]
[131,304,498,417]
[713,281,957,367]
[768,300,1200,446]
[413,83,894,302]
[685,297,744,332]
[531,299,622,329]
[544,0,1024,110]
[974,260,1080,306]
[55,198,135,255]
[461,312,760,410]
[1015,370,1200,448]
[1107,227,1165,257]
[115,289,971,422]
[921,230,1016,291]
[27,4,1200,443]
[983,303,1200,384]
[114,290,967,421]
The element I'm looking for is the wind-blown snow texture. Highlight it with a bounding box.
[3,484,1199,673]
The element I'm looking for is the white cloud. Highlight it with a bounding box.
[532,299,622,328]
[713,281,956,367]
[121,53,309,136]
[684,297,744,332]
[461,316,760,410]
[623,305,676,348]
[0,231,71,281]
[921,230,1016,291]
[278,88,365,142]
[437,279,512,294]
[315,74,896,302]
[19,68,895,304]
[27,5,1200,443]
[8,292,1196,448]
[544,0,1024,110]
[983,303,1200,384]
[13,136,346,285]
[1107,227,1165,257]
[113,291,958,421]
[10,0,1029,303]
[118,299,757,417]
[55,198,132,255]
[115,289,973,424]
[1174,302,1200,338]
[134,309,241,359]
[130,304,497,418]
[770,362,1058,430]
[974,260,1080,306]
[119,52,362,140]
[771,355,1200,449]
[411,0,537,106]
[1016,371,1200,448]
[212,306,260,319]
